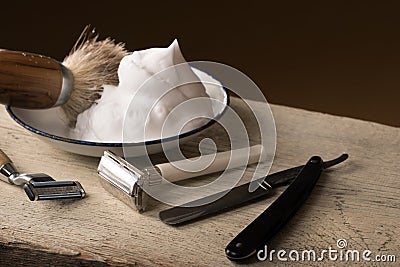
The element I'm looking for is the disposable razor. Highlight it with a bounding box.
[0,149,85,201]
[97,145,264,212]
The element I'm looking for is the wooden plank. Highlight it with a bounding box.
[0,98,398,266]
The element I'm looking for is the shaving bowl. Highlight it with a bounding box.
[6,68,229,157]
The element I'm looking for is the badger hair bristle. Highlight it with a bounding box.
[62,25,128,126]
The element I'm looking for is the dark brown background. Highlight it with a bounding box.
[1,1,399,126]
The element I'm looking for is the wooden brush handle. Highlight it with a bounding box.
[0,50,63,108]
[0,149,12,167]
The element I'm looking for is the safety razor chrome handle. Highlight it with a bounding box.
[97,145,265,212]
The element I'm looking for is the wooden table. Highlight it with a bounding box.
[0,98,399,266]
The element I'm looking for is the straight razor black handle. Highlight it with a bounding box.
[225,156,324,261]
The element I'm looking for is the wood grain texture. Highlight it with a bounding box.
[0,149,11,167]
[0,50,62,108]
[0,98,399,266]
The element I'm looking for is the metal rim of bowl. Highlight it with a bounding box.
[6,87,230,147]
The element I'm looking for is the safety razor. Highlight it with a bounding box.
[0,149,85,201]
[97,145,264,212]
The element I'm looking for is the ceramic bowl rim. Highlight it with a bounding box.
[6,87,230,148]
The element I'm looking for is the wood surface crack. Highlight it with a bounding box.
[334,199,370,252]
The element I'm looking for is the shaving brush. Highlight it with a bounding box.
[0,25,128,125]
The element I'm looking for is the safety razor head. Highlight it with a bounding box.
[23,173,86,201]
[97,151,149,212]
